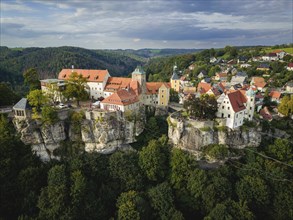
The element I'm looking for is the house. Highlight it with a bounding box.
[170,65,180,92]
[210,57,217,63]
[260,107,273,121]
[197,82,212,94]
[198,70,207,79]
[201,77,211,83]
[58,68,110,100]
[285,82,293,93]
[269,91,281,103]
[13,98,31,119]
[240,63,251,68]
[227,59,237,66]
[238,56,248,63]
[257,63,270,71]
[215,72,227,81]
[236,71,248,78]
[145,82,170,106]
[230,75,246,86]
[272,49,286,59]
[216,88,255,129]
[262,53,278,61]
[287,63,293,71]
[251,77,267,92]
[255,93,264,112]
[100,88,140,112]
[252,56,262,62]
[206,87,221,97]
[188,63,196,70]
[40,79,67,103]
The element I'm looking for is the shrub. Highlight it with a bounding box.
[204,144,229,160]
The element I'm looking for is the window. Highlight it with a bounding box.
[162,95,164,98]
[222,106,224,109]
[251,98,253,102]
[250,107,252,110]
[236,114,238,118]
[228,107,230,110]
[228,114,230,118]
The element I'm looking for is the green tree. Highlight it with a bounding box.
[63,72,88,106]
[23,68,40,91]
[170,88,179,103]
[236,175,269,208]
[139,138,168,182]
[27,89,48,112]
[0,82,20,106]
[183,94,217,120]
[278,95,293,116]
[41,106,58,125]
[116,190,150,220]
[109,151,144,191]
[37,165,71,219]
[148,182,183,220]
[267,138,292,162]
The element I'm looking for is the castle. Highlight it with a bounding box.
[41,66,170,112]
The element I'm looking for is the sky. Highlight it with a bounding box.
[1,0,292,49]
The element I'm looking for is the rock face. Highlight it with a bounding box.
[168,115,262,155]
[13,107,146,161]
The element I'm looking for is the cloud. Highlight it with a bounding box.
[0,0,292,49]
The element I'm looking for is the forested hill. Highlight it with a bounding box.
[0,46,146,83]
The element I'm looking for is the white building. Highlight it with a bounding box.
[216,88,255,129]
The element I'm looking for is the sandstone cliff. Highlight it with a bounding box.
[168,114,262,158]
[13,108,145,161]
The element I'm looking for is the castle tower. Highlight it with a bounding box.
[170,64,180,92]
[132,66,146,94]
[245,87,255,120]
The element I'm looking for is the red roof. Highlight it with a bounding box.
[104,77,132,92]
[252,77,266,88]
[197,82,212,94]
[227,90,246,113]
[101,89,139,106]
[269,91,281,99]
[260,107,272,121]
[288,63,293,68]
[217,72,227,77]
[146,82,170,95]
[272,49,284,54]
[58,69,109,82]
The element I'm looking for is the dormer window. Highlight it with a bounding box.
[95,76,99,80]
[63,74,66,78]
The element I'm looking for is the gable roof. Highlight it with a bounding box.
[227,90,246,113]
[251,77,266,88]
[58,69,109,82]
[101,89,139,106]
[13,98,31,110]
[197,82,212,94]
[257,63,270,69]
[269,91,281,99]
[104,77,132,92]
[146,82,170,94]
[260,107,272,121]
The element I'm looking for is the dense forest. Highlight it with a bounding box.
[1,111,292,220]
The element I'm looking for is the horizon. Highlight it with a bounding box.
[1,0,292,49]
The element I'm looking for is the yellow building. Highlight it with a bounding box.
[170,65,180,92]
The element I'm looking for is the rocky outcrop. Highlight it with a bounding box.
[168,115,262,156]
[13,107,146,161]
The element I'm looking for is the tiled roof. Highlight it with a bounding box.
[260,107,272,121]
[146,82,170,94]
[13,98,31,110]
[58,69,109,82]
[272,49,284,53]
[252,77,267,88]
[101,89,139,106]
[217,72,227,77]
[227,90,246,113]
[269,91,281,99]
[104,77,132,92]
[197,82,212,94]
[288,63,293,68]
[183,87,196,94]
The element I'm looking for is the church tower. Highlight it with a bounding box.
[245,87,255,121]
[132,66,146,94]
[170,64,180,92]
